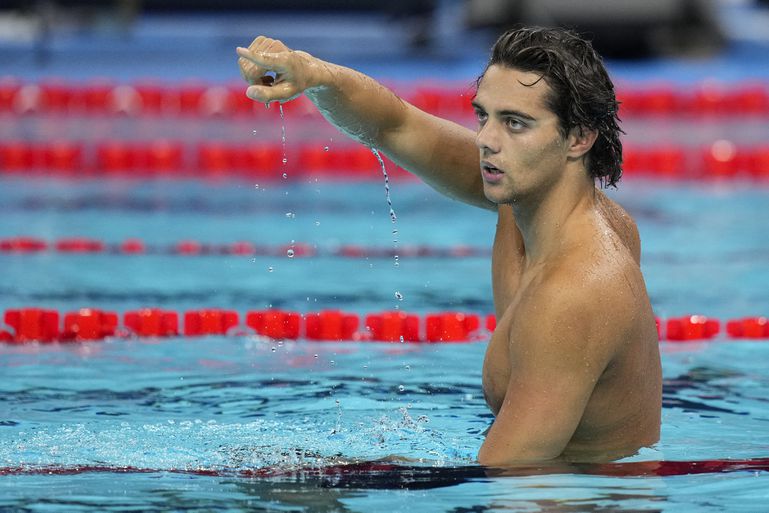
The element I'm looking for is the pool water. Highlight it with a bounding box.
[1,177,769,511]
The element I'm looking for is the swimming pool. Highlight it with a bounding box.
[1,175,769,511]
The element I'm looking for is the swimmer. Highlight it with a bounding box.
[236,26,662,465]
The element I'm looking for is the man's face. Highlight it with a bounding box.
[473,65,570,205]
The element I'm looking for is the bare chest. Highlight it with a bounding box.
[481,272,534,415]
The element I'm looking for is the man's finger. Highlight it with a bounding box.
[238,57,264,85]
[245,82,298,104]
[236,47,289,74]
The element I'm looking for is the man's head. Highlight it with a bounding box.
[480,26,623,187]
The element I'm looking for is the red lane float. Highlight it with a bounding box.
[665,315,721,341]
[247,309,301,339]
[426,312,481,342]
[365,311,421,342]
[0,237,48,252]
[63,308,118,341]
[0,142,85,173]
[727,317,769,339]
[305,310,360,341]
[1,308,768,344]
[4,308,60,343]
[184,309,240,336]
[55,238,106,253]
[124,308,179,337]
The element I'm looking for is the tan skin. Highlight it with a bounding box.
[237,37,662,466]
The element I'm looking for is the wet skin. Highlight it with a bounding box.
[475,66,661,464]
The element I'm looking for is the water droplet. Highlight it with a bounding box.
[252,129,258,134]
[394,291,403,301]
[399,335,404,344]
[314,354,319,359]
[282,158,287,164]
[282,172,288,179]
[398,385,405,392]
[323,146,329,151]
[286,249,295,258]
[271,347,276,352]
[405,365,410,371]
[267,266,274,272]
[285,212,295,218]
[330,360,335,366]
[254,184,259,189]
[315,220,320,226]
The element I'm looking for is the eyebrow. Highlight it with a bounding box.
[470,101,537,122]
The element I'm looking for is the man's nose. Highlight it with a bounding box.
[475,121,500,154]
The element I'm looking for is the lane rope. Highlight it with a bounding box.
[1,79,767,119]
[0,237,487,258]
[1,140,768,179]
[1,308,767,344]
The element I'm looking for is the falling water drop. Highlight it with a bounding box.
[395,291,403,301]
[371,147,400,271]
[398,385,405,392]
[279,103,287,178]
[267,266,274,273]
[286,249,295,258]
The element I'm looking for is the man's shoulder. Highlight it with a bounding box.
[595,189,642,263]
[513,257,639,349]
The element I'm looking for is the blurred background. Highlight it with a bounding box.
[1,0,768,82]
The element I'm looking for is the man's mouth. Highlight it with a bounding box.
[481,162,504,180]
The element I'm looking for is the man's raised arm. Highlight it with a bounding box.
[237,37,492,210]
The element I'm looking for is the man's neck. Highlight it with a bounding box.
[511,168,595,267]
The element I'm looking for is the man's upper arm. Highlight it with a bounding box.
[477,286,613,466]
[379,103,495,211]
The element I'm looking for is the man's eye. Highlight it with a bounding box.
[475,111,487,123]
[506,118,525,130]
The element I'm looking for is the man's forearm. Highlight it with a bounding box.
[304,60,408,150]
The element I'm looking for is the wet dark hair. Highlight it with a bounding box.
[479,26,624,187]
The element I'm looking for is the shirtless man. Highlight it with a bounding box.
[237,26,662,465]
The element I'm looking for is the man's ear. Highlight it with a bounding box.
[567,127,598,159]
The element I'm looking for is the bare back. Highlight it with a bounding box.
[483,190,662,461]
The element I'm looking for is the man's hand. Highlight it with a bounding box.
[236,36,321,104]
